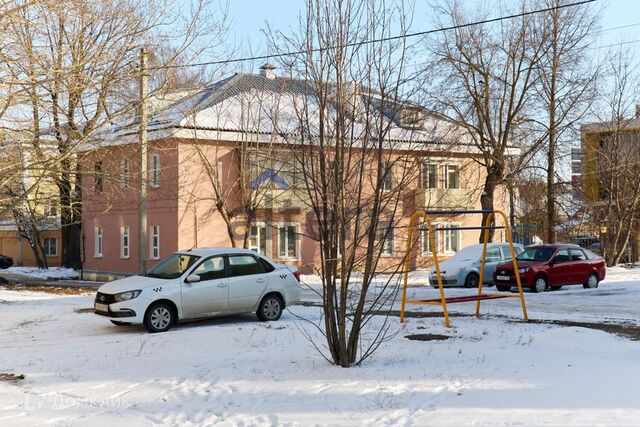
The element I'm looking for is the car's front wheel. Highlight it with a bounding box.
[583,273,599,289]
[257,294,283,321]
[464,273,480,288]
[144,302,175,333]
[532,276,548,293]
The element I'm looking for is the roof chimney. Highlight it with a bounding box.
[259,63,276,80]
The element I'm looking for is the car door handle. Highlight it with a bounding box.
[217,283,227,288]
[256,278,266,283]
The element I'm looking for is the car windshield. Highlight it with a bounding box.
[143,253,201,279]
[517,247,555,262]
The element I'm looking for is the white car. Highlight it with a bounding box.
[94,248,302,333]
[429,243,525,288]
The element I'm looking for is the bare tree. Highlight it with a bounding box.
[5,0,228,268]
[264,0,431,367]
[427,0,551,242]
[583,49,640,266]
[535,0,599,243]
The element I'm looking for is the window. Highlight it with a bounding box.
[378,225,394,256]
[144,253,200,279]
[192,256,225,281]
[249,224,267,254]
[445,165,460,189]
[94,227,103,257]
[259,258,275,272]
[275,158,298,187]
[421,224,459,254]
[500,245,523,259]
[517,247,554,262]
[47,202,57,217]
[43,238,57,256]
[150,226,160,259]
[421,163,437,188]
[228,255,261,277]
[570,248,587,261]
[120,226,130,259]
[380,162,393,191]
[485,246,502,262]
[421,227,439,254]
[121,159,131,189]
[94,161,103,192]
[442,227,460,253]
[400,108,423,127]
[553,249,571,264]
[150,153,160,188]
[278,224,299,259]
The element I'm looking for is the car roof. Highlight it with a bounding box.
[525,243,582,250]
[176,247,261,257]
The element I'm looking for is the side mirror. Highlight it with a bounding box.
[186,274,201,283]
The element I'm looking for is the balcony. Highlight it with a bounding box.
[415,188,476,210]
[246,188,310,211]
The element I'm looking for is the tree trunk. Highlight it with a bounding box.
[479,165,503,243]
[59,164,81,269]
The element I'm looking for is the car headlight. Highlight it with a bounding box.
[518,268,529,274]
[114,290,142,302]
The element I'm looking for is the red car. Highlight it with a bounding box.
[493,244,606,293]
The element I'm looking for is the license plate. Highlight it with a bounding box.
[496,275,510,281]
[95,303,109,312]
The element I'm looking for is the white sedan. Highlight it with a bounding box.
[94,248,302,333]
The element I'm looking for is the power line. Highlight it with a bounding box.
[151,0,597,70]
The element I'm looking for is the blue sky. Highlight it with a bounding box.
[227,0,640,69]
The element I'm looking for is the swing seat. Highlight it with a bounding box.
[407,293,512,305]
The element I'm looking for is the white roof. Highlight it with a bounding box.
[86,73,480,155]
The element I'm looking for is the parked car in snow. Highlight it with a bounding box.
[0,254,13,269]
[429,243,525,288]
[493,244,606,293]
[94,248,302,332]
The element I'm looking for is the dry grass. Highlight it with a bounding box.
[0,373,25,383]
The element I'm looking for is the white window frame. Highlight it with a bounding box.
[421,162,438,189]
[442,223,461,254]
[43,237,57,257]
[150,153,161,188]
[249,222,269,255]
[380,162,393,192]
[378,225,394,257]
[121,159,131,189]
[444,164,460,189]
[150,225,160,259]
[277,223,300,260]
[94,226,103,258]
[420,224,440,255]
[120,226,130,259]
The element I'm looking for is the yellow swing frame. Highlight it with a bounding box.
[400,209,528,327]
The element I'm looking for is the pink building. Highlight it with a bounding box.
[81,67,510,277]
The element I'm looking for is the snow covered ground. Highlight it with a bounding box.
[4,267,79,280]
[0,267,639,426]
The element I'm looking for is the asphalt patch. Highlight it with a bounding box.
[405,333,450,341]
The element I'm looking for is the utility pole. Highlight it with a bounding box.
[138,47,148,273]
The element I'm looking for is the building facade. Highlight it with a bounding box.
[82,70,511,276]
